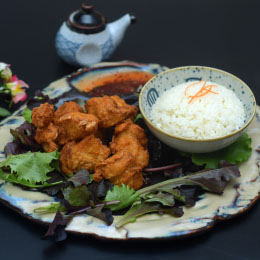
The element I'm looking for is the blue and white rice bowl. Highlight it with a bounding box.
[139,66,256,153]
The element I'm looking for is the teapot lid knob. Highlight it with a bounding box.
[67,3,106,34]
[81,3,94,13]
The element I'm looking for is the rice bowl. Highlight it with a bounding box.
[139,66,256,153]
[150,81,246,140]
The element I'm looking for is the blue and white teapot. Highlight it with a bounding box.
[55,3,136,67]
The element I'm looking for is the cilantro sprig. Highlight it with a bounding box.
[104,184,140,211]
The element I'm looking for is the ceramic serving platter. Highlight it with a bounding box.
[0,61,260,240]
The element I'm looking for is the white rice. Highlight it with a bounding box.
[150,81,246,139]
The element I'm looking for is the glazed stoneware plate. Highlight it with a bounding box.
[0,61,260,240]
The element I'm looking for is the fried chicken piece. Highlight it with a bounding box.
[31,103,54,128]
[60,134,111,175]
[54,101,84,125]
[56,112,99,145]
[111,120,148,150]
[34,123,59,152]
[110,120,149,168]
[85,95,138,128]
[94,121,149,190]
[110,96,137,121]
[94,150,143,190]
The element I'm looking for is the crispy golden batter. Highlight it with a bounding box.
[54,101,83,125]
[60,134,111,175]
[94,150,143,190]
[31,103,54,128]
[56,112,99,145]
[110,96,138,121]
[94,120,149,190]
[35,123,59,152]
[110,120,149,169]
[85,95,138,128]
[111,120,148,150]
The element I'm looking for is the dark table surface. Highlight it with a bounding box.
[1,0,260,259]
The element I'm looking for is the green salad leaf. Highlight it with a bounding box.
[141,191,175,207]
[134,113,143,123]
[34,202,66,214]
[0,150,61,187]
[159,188,186,203]
[0,169,62,188]
[161,188,195,207]
[0,107,11,117]
[115,202,161,227]
[63,186,90,207]
[192,133,252,169]
[22,107,32,123]
[115,202,183,228]
[104,184,140,211]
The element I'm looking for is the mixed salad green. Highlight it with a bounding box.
[0,91,252,241]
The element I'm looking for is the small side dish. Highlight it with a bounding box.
[140,66,256,153]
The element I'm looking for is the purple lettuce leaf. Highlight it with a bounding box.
[86,206,114,226]
[10,122,40,151]
[88,179,113,202]
[158,205,184,217]
[43,210,71,242]
[63,199,115,226]
[4,121,41,156]
[27,90,58,110]
[138,164,241,195]
[39,171,68,196]
[68,169,91,187]
[4,142,29,156]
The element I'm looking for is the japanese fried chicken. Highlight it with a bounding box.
[55,112,99,145]
[32,96,147,190]
[32,103,57,152]
[94,120,149,190]
[110,119,148,160]
[31,101,99,151]
[85,95,138,128]
[94,150,143,190]
[31,103,54,128]
[60,134,111,175]
[54,101,83,125]
[34,123,59,153]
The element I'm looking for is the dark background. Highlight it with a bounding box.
[0,0,260,259]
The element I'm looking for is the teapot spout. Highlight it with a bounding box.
[107,14,136,48]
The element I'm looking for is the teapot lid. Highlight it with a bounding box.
[67,3,106,34]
